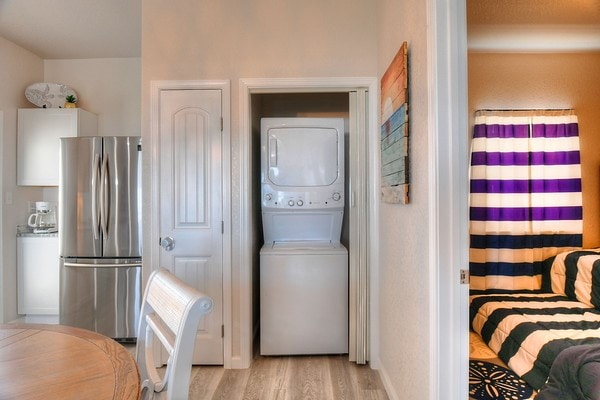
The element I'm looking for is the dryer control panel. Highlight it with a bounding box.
[262,185,344,210]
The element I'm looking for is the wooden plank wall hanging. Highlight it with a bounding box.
[380,41,409,204]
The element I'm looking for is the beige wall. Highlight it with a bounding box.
[0,36,44,322]
[468,52,600,247]
[141,0,378,367]
[141,0,379,145]
[376,0,431,398]
[44,58,141,137]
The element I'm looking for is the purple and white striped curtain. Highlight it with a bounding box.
[469,110,583,292]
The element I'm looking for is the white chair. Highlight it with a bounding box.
[136,268,213,400]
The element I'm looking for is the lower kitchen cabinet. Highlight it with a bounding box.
[17,236,59,315]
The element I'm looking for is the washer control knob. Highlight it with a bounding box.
[288,200,295,207]
[264,193,272,201]
[332,192,341,201]
[297,200,304,206]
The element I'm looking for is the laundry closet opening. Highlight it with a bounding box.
[250,92,351,356]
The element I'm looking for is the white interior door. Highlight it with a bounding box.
[159,89,224,365]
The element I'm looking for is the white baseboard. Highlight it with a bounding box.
[374,358,399,400]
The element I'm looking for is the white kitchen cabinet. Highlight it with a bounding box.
[17,236,59,315]
[17,108,98,186]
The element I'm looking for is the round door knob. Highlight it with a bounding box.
[332,192,341,201]
[288,200,295,206]
[297,200,304,206]
[160,236,175,251]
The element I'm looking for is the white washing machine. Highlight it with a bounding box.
[260,117,348,355]
[260,241,348,355]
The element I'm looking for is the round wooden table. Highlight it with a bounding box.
[0,324,140,400]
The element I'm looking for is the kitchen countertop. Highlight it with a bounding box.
[16,225,58,237]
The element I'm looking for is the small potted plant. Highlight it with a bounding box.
[64,94,77,108]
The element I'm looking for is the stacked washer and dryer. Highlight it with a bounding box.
[260,117,348,356]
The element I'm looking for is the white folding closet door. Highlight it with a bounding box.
[349,89,369,364]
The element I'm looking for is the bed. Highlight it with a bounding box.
[470,249,600,391]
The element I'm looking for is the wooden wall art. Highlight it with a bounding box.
[380,41,409,204]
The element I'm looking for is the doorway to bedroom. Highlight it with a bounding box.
[466,1,600,397]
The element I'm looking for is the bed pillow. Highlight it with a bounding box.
[550,249,600,308]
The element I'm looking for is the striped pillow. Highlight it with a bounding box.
[550,249,600,308]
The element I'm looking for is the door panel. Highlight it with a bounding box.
[174,110,208,226]
[266,127,339,187]
[159,89,224,365]
[59,137,102,257]
[60,260,141,339]
[103,137,142,258]
[173,256,222,362]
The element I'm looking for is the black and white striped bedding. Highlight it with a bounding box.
[470,293,600,390]
[470,249,600,390]
[549,249,600,307]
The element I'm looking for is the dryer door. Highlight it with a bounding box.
[266,126,339,187]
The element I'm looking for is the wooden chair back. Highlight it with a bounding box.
[136,268,213,400]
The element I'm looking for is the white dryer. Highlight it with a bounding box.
[260,117,348,355]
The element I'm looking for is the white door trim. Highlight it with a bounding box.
[149,79,231,364]
[238,77,379,369]
[0,111,3,323]
[427,0,469,399]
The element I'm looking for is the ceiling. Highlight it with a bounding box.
[0,0,597,59]
[468,0,600,25]
[0,0,140,59]
[467,0,600,52]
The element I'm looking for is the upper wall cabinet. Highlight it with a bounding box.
[17,108,98,186]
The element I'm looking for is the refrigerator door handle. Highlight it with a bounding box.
[64,261,143,268]
[100,154,110,238]
[91,153,101,240]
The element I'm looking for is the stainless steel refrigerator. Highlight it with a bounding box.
[59,136,142,341]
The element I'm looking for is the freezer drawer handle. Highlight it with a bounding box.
[64,262,142,268]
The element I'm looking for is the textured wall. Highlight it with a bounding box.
[44,58,141,136]
[0,37,44,322]
[468,52,600,247]
[376,0,431,398]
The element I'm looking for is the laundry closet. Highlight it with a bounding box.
[250,92,351,355]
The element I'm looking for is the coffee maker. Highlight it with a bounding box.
[28,201,57,233]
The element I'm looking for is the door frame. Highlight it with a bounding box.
[428,0,469,398]
[238,77,379,369]
[149,79,231,363]
[0,111,3,323]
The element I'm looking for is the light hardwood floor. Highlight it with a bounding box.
[187,354,389,400]
[127,344,389,400]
